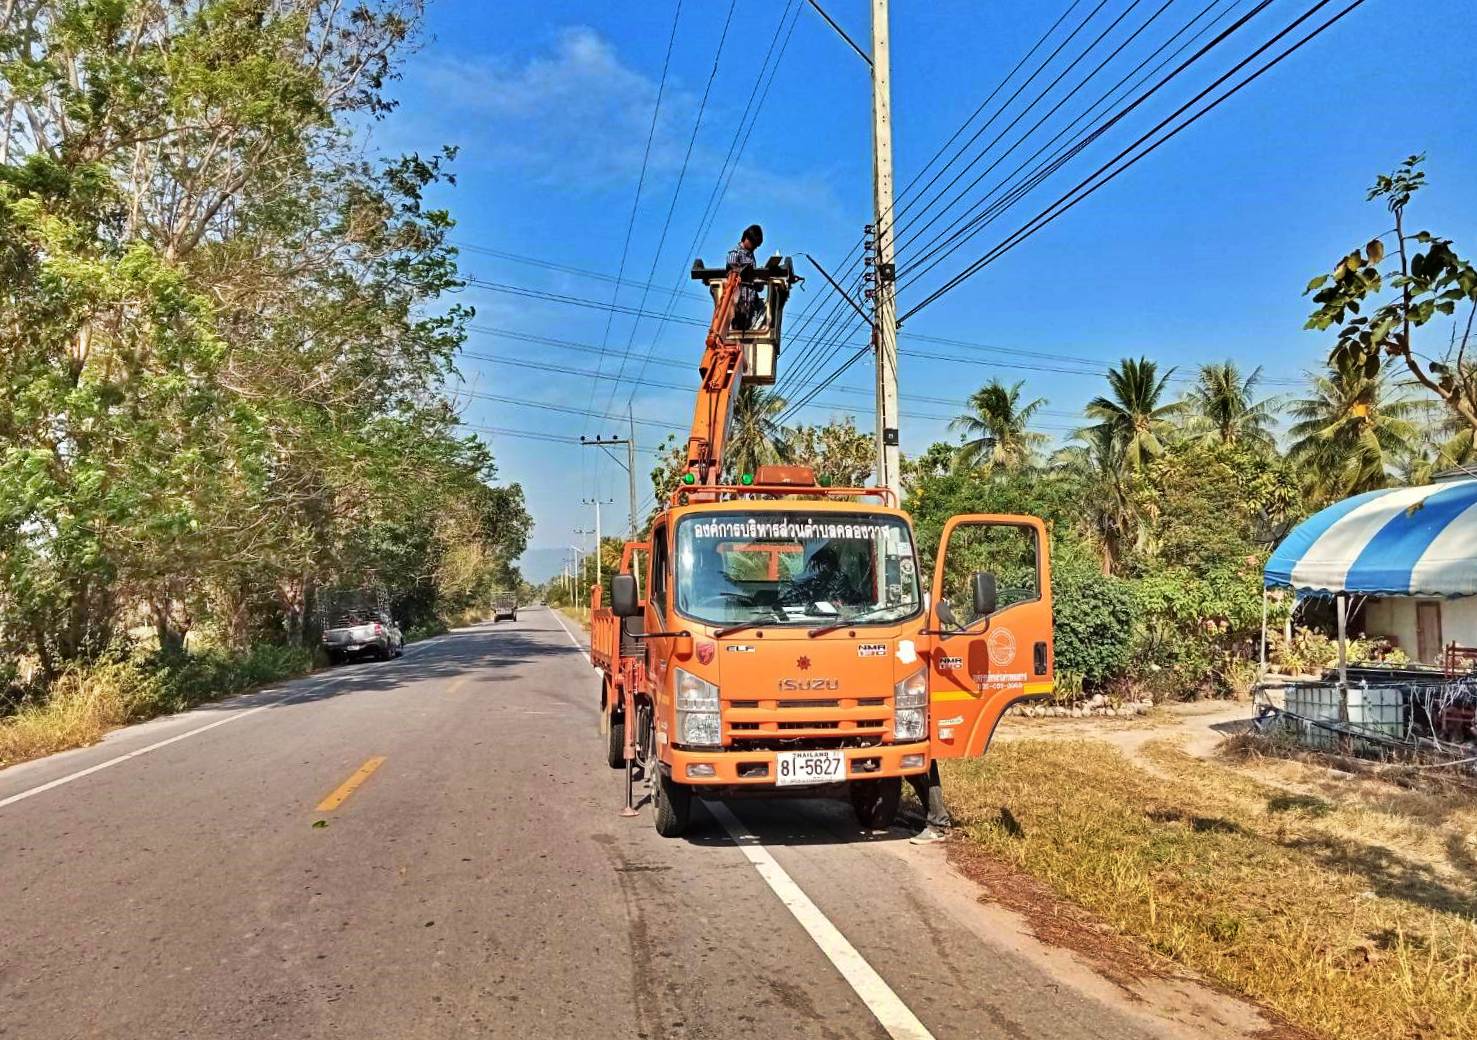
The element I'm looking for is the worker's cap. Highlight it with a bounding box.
[743,223,764,247]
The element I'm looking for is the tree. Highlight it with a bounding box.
[1053,426,1136,575]
[1306,155,1477,433]
[725,385,790,479]
[949,379,1048,472]
[1287,357,1421,500]
[1182,362,1279,449]
[0,2,530,681]
[1083,357,1184,468]
[782,418,874,488]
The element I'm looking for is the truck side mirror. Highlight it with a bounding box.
[611,574,639,618]
[972,572,998,618]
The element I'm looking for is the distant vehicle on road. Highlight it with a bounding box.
[319,588,404,663]
[491,591,519,622]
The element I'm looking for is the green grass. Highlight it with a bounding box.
[943,741,1477,1040]
[0,644,312,769]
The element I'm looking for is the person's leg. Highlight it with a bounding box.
[908,762,952,843]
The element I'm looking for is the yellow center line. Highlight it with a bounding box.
[315,756,386,812]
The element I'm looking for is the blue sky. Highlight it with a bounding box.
[373,0,1477,580]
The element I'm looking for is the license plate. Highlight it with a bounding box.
[775,749,845,787]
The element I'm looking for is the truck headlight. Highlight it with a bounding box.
[894,670,927,740]
[675,668,721,747]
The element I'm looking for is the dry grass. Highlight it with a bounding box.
[559,605,591,630]
[0,646,310,770]
[943,740,1477,1040]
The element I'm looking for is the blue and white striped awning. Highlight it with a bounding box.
[1265,478,1477,597]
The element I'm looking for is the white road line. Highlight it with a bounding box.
[0,673,350,811]
[0,625,473,811]
[708,802,937,1040]
[548,607,591,660]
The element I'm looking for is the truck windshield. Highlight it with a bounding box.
[674,512,921,626]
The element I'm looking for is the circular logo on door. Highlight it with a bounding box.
[987,628,1017,666]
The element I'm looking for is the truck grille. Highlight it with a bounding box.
[723,694,891,744]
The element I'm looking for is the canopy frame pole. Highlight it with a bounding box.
[1335,592,1349,722]
[1259,587,1269,681]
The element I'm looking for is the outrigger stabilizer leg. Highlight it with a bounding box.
[620,682,639,817]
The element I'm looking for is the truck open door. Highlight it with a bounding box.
[926,514,1053,759]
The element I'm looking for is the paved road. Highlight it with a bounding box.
[1,609,1270,1039]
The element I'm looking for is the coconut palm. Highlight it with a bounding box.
[1054,425,1137,575]
[1182,361,1279,448]
[1083,357,1184,468]
[1288,357,1421,500]
[949,379,1049,472]
[726,385,789,479]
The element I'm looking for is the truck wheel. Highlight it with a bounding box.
[605,710,626,769]
[653,769,692,838]
[850,777,902,832]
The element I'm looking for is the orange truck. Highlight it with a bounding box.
[589,253,1053,836]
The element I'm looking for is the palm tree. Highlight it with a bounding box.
[1054,425,1136,575]
[1288,357,1421,500]
[1182,361,1279,448]
[949,379,1049,472]
[1083,357,1184,468]
[726,385,789,478]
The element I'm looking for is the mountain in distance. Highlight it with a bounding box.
[518,546,572,585]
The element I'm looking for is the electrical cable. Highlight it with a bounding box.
[621,0,805,407]
[902,0,1367,321]
[896,0,1261,289]
[597,0,739,420]
[581,0,684,429]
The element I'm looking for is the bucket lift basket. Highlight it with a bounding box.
[690,255,801,385]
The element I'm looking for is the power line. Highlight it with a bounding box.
[888,0,1152,258]
[621,0,805,407]
[582,0,685,428]
[896,0,1260,291]
[598,0,739,421]
[902,0,1367,320]
[889,0,1183,264]
[803,0,1096,309]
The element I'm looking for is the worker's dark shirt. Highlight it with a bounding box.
[727,245,762,329]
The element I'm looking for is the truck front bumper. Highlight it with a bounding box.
[666,741,930,787]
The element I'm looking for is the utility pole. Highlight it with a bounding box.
[580,499,611,588]
[580,433,638,538]
[869,0,900,495]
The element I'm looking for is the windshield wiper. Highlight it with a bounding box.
[714,608,786,638]
[807,604,905,638]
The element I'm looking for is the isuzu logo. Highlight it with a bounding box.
[778,677,840,691]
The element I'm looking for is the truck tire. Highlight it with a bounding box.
[850,777,902,832]
[605,711,626,769]
[653,769,692,838]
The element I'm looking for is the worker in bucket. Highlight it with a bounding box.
[726,223,765,331]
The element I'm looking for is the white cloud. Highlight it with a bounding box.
[420,27,693,185]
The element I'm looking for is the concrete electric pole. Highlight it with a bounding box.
[580,500,613,588]
[869,0,900,495]
[580,433,638,538]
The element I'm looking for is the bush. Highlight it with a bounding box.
[1052,560,1137,687]
[0,643,312,768]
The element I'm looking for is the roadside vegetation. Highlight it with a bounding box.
[943,738,1477,1040]
[0,2,531,765]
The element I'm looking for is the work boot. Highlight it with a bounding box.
[909,825,948,846]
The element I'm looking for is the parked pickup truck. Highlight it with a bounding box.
[491,592,519,622]
[319,588,404,664]
[322,610,403,662]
